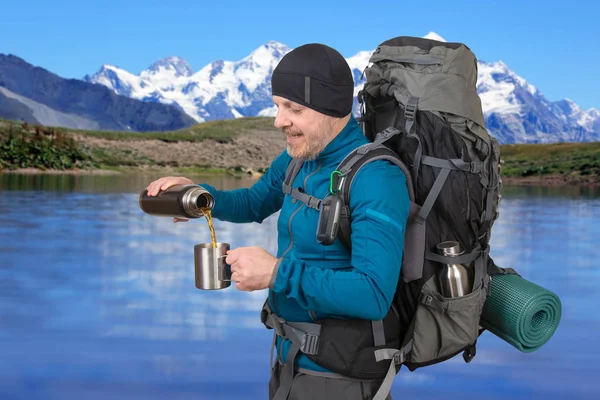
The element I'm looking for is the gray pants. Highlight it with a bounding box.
[268,361,392,400]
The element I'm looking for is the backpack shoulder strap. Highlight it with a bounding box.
[333,128,415,250]
[282,158,303,195]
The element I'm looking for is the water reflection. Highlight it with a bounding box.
[0,173,598,399]
[500,183,600,199]
[0,171,259,194]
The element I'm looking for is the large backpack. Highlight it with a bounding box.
[262,36,515,400]
[336,35,510,395]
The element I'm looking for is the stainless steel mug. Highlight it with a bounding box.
[194,242,231,290]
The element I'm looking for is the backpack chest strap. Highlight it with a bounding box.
[281,158,323,210]
[289,188,322,209]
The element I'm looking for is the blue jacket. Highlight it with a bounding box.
[200,116,410,372]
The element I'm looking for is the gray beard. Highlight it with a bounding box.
[287,123,332,161]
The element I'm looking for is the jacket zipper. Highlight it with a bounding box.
[271,162,322,361]
[272,161,322,314]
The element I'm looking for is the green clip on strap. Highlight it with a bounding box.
[330,170,344,194]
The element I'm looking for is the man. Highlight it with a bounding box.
[145,43,410,399]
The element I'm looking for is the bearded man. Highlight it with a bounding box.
[145,43,409,400]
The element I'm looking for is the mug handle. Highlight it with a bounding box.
[218,255,232,281]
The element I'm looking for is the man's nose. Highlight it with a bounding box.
[274,111,290,129]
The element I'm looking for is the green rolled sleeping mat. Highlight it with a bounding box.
[480,273,562,353]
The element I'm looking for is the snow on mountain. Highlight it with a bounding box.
[236,40,290,92]
[85,32,599,144]
[85,41,291,122]
[477,61,538,115]
[423,31,446,42]
[476,60,600,143]
[346,50,373,97]
[146,56,194,78]
[556,98,600,132]
[586,109,600,133]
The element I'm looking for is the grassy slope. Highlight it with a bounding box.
[0,116,276,141]
[1,117,599,182]
[0,117,280,174]
[499,142,600,179]
[66,117,276,142]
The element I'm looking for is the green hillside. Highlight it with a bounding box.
[0,118,599,184]
[500,142,600,180]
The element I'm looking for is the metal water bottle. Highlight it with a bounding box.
[139,184,214,219]
[436,241,473,298]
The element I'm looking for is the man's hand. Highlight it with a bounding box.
[225,246,278,292]
[145,176,195,223]
[146,176,194,196]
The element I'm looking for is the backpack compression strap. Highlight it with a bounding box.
[371,341,413,400]
[417,154,487,291]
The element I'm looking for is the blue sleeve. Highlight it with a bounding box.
[270,161,410,321]
[200,151,292,224]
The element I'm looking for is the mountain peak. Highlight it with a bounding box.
[97,64,119,73]
[423,32,446,42]
[496,60,508,68]
[148,56,194,77]
[245,40,291,63]
[264,40,289,51]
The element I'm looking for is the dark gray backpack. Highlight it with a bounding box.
[335,35,512,395]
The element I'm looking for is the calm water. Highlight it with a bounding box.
[0,173,598,400]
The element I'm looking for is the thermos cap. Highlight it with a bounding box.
[436,241,464,257]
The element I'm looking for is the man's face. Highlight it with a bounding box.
[272,96,334,160]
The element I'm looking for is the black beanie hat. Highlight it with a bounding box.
[271,43,354,118]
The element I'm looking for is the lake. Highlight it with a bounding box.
[0,172,598,400]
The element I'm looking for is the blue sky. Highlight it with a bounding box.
[1,0,598,110]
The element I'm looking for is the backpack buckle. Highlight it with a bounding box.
[357,143,375,155]
[404,97,419,121]
[376,127,401,143]
[470,162,482,174]
[419,293,445,314]
[393,351,405,365]
[381,127,396,137]
[301,333,320,355]
[418,292,432,305]
[271,316,286,338]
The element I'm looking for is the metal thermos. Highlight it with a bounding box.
[436,241,473,298]
[139,184,214,219]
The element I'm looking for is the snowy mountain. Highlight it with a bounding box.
[0,54,196,132]
[84,41,290,123]
[476,60,599,143]
[84,32,600,144]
